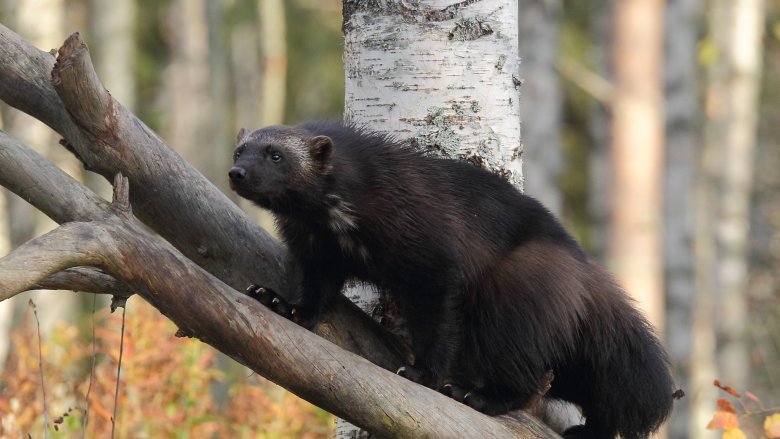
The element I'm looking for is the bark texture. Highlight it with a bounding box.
[343,0,522,184]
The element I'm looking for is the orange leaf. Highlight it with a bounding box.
[764,413,780,438]
[712,380,740,398]
[714,380,741,398]
[717,398,737,413]
[722,428,747,439]
[707,411,740,430]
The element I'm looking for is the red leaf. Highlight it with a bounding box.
[714,379,741,398]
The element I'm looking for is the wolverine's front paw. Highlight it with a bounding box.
[246,285,319,329]
[396,365,432,386]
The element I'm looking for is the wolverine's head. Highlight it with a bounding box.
[229,125,333,213]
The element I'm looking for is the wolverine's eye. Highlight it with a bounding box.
[233,149,242,161]
[270,152,282,162]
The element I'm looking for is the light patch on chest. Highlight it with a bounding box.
[326,194,369,261]
[326,195,358,233]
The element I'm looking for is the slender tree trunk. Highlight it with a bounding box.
[696,0,766,406]
[86,0,137,198]
[587,0,612,261]
[609,0,666,329]
[258,0,287,126]
[163,0,230,191]
[89,0,137,110]
[0,0,74,369]
[517,0,563,217]
[663,0,702,436]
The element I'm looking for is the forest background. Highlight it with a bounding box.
[0,0,778,438]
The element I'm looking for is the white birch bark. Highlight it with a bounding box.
[344,0,522,185]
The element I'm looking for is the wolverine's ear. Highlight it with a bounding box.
[236,128,248,145]
[309,135,333,172]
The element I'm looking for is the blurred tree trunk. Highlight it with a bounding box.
[163,0,230,192]
[0,0,73,370]
[609,0,665,328]
[517,0,562,216]
[229,1,286,231]
[86,0,137,198]
[587,0,612,261]
[89,0,137,110]
[257,0,286,126]
[703,0,766,398]
[663,0,701,437]
[693,1,765,435]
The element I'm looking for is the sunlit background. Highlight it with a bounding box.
[1,0,779,438]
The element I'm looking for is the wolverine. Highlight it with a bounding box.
[229,120,675,438]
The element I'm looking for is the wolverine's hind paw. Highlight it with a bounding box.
[440,384,513,416]
[245,285,319,329]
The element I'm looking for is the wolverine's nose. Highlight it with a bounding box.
[229,166,246,181]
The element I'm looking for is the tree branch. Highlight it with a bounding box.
[0,175,552,438]
[32,267,133,298]
[0,222,104,301]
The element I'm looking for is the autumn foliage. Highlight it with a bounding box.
[707,380,780,438]
[0,297,334,438]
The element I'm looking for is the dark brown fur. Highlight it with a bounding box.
[229,121,675,438]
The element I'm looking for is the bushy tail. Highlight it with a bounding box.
[577,269,676,438]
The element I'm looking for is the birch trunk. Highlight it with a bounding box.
[663,0,701,436]
[344,0,522,181]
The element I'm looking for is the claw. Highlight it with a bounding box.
[396,366,407,376]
